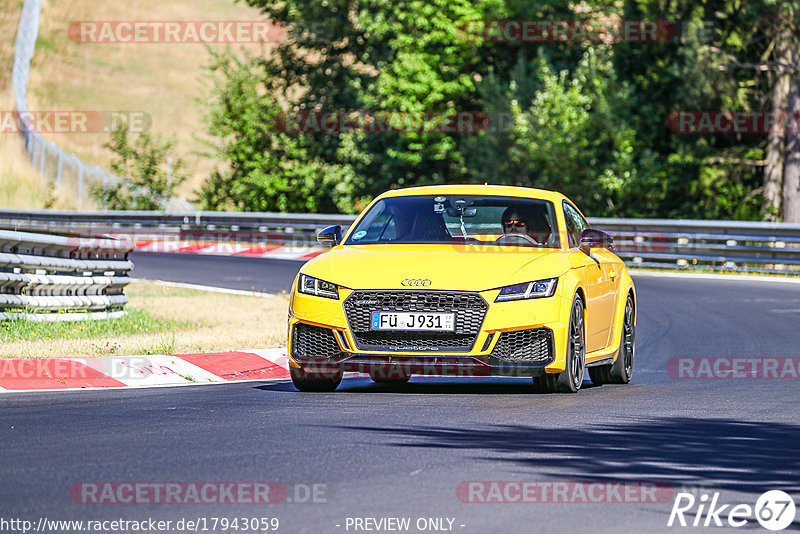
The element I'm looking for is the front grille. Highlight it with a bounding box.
[354,331,477,351]
[343,291,488,352]
[291,323,342,358]
[491,328,553,364]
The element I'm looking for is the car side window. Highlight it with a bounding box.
[350,201,398,243]
[365,213,396,241]
[563,202,589,248]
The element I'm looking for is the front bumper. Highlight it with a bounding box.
[288,286,569,377]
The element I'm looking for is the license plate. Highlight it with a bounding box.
[371,312,455,331]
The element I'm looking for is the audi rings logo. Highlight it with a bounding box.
[401,278,432,287]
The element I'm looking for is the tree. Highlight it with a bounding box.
[91,124,187,210]
[198,49,361,213]
[200,0,791,220]
[462,48,642,215]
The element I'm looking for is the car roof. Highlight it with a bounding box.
[378,184,570,204]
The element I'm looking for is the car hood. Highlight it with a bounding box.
[301,244,568,291]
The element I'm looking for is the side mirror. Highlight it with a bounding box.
[316,225,342,247]
[579,229,614,254]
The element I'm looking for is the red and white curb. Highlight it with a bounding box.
[0,348,290,393]
[131,237,326,260]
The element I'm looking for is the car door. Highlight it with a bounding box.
[593,248,623,349]
[563,202,616,353]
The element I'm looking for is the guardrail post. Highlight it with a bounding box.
[55,150,64,187]
[38,140,46,179]
[76,156,85,208]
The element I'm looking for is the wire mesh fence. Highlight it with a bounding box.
[10,0,190,210]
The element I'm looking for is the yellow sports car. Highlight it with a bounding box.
[287,185,636,393]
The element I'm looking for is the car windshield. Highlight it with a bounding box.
[345,194,560,248]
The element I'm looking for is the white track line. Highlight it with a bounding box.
[629,270,800,284]
[131,279,281,298]
[0,378,291,395]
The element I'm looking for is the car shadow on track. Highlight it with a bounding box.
[327,417,800,497]
[254,377,603,395]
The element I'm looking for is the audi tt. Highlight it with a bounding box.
[287,185,636,393]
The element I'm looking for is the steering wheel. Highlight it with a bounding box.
[495,233,539,246]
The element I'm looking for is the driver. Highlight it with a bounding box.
[501,206,533,238]
[500,205,551,245]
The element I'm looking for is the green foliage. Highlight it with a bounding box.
[198,49,360,213]
[198,0,792,219]
[91,124,187,210]
[463,49,641,214]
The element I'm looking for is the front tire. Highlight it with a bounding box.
[609,295,635,384]
[533,295,585,394]
[290,365,343,392]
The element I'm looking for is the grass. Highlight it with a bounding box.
[1,308,178,343]
[0,90,81,209]
[0,3,85,209]
[25,0,274,202]
[0,3,21,93]
[0,281,289,359]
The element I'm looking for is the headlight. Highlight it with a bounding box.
[298,274,339,300]
[495,278,558,302]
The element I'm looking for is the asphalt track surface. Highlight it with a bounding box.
[2,253,800,533]
[130,252,306,293]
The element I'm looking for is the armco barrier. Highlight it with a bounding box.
[0,209,798,274]
[594,218,800,273]
[0,230,133,321]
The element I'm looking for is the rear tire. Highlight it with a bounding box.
[290,365,343,392]
[532,295,585,394]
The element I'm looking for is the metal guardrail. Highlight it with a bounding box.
[0,209,357,248]
[0,229,133,322]
[594,218,800,273]
[0,209,798,274]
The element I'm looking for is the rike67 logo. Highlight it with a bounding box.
[668,490,796,531]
